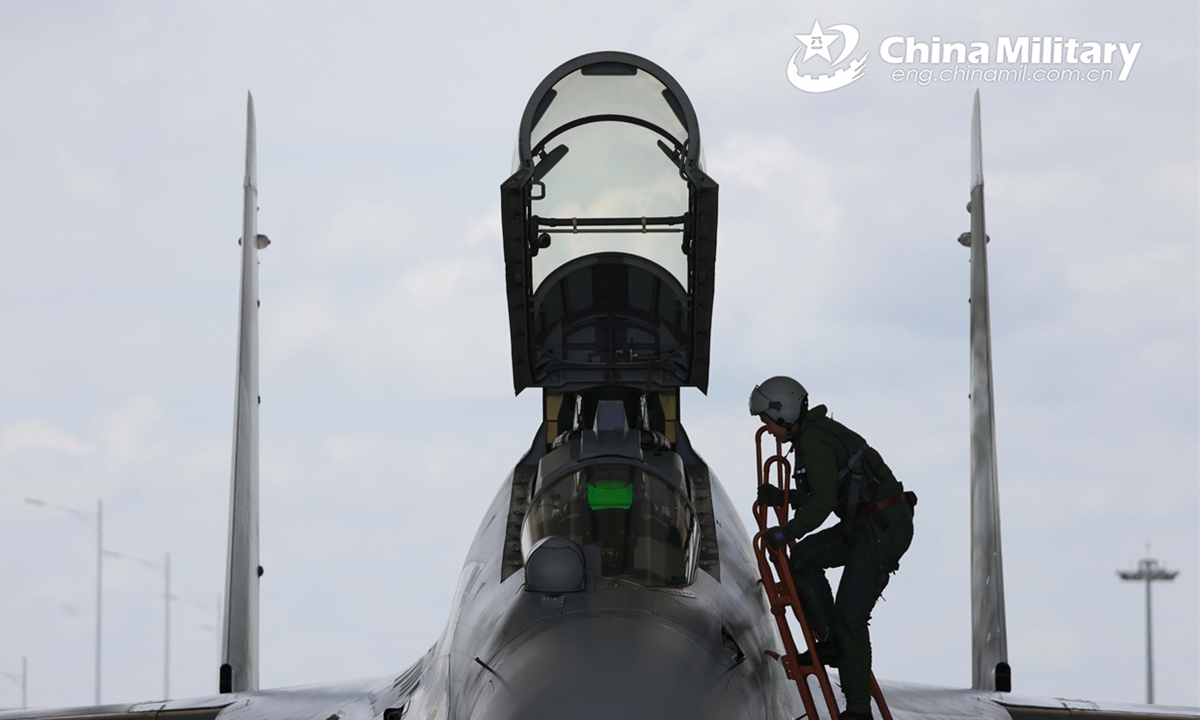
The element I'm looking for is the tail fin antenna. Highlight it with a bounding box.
[966,90,1010,693]
[221,91,265,694]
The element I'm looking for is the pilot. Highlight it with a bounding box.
[749,376,914,720]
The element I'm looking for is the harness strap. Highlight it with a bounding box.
[838,444,868,537]
[837,443,867,481]
[856,491,914,517]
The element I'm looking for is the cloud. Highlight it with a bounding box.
[1067,245,1194,297]
[464,203,502,247]
[57,149,120,203]
[96,395,169,467]
[263,205,511,396]
[310,200,423,261]
[0,419,94,458]
[268,284,341,358]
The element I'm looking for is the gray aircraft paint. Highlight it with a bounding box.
[966,91,1009,693]
[398,425,801,720]
[221,93,263,695]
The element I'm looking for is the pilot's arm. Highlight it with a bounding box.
[784,429,841,539]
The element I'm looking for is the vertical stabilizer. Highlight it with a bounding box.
[221,92,263,693]
[965,90,1010,692]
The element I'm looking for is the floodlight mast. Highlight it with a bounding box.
[24,497,102,704]
[0,656,26,709]
[1117,557,1178,704]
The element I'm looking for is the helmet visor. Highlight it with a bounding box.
[748,385,773,417]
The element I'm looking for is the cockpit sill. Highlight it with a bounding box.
[518,572,715,616]
[537,430,686,493]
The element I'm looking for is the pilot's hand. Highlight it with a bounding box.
[756,484,785,507]
[764,526,790,551]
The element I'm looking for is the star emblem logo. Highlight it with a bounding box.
[794,20,839,64]
[786,20,869,93]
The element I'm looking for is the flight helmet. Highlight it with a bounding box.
[748,376,809,426]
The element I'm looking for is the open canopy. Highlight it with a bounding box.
[501,52,718,394]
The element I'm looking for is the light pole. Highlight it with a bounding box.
[174,594,221,676]
[25,497,102,704]
[0,656,26,709]
[104,550,171,699]
[1117,557,1178,704]
[165,552,170,700]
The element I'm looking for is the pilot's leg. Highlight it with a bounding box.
[789,525,849,642]
[832,521,892,716]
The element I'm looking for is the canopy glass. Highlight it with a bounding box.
[522,461,698,587]
[524,63,694,288]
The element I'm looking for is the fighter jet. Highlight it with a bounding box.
[2,52,1196,720]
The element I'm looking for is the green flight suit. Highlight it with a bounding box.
[782,405,914,715]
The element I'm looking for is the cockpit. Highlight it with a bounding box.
[502,54,722,592]
[522,460,699,588]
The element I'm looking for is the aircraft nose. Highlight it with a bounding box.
[466,612,758,720]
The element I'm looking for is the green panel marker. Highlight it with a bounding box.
[588,481,633,510]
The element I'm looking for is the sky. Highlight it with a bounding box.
[0,0,1196,712]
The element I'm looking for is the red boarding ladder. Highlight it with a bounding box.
[753,427,894,720]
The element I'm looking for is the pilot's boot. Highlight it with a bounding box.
[839,710,874,720]
[796,637,840,668]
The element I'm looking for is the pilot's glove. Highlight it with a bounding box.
[758,484,808,510]
[756,484,785,507]
[764,526,791,551]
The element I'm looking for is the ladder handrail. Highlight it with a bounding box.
[752,427,893,720]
